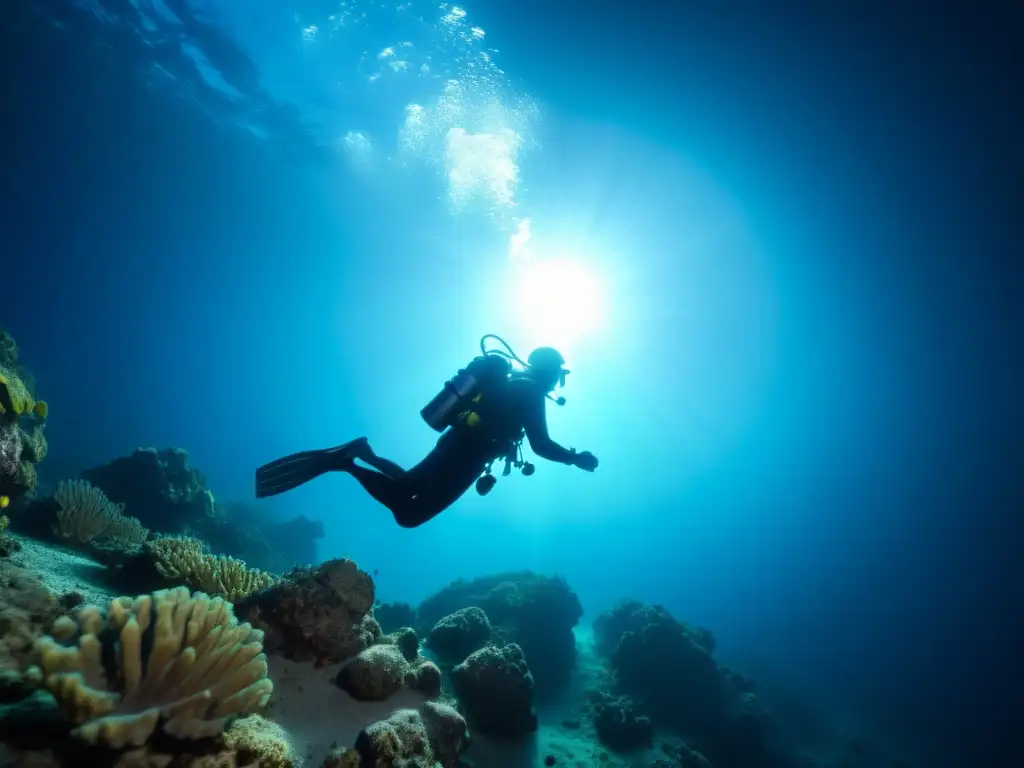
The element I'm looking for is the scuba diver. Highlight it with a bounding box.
[254,335,599,528]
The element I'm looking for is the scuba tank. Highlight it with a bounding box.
[420,335,518,433]
[421,334,561,495]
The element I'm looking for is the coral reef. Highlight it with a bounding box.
[235,559,378,666]
[81,447,217,534]
[597,600,723,729]
[74,458,324,575]
[335,643,442,702]
[426,606,491,664]
[383,626,420,662]
[0,330,890,768]
[593,599,797,768]
[372,601,416,635]
[326,700,468,768]
[32,586,274,748]
[146,536,276,600]
[417,571,583,697]
[450,642,537,740]
[0,331,47,509]
[590,692,653,751]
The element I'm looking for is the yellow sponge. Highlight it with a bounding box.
[32,587,274,749]
[0,368,32,418]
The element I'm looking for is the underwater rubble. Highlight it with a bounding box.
[0,327,909,768]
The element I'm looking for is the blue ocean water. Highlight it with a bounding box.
[1,1,1020,766]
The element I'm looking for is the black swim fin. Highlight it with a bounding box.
[254,439,366,498]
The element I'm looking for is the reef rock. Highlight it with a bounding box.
[336,643,442,702]
[235,558,378,665]
[384,626,420,662]
[426,606,491,663]
[81,447,215,534]
[450,642,537,740]
[594,600,723,727]
[594,600,791,768]
[417,571,583,696]
[325,700,468,768]
[590,692,653,751]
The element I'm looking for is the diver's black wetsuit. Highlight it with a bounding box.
[345,375,576,528]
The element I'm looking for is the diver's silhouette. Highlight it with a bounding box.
[255,335,598,528]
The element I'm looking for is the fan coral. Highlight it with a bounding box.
[53,479,149,549]
[32,586,273,748]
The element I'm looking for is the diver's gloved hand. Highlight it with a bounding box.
[571,450,599,472]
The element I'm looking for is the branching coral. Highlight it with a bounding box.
[31,586,274,749]
[53,479,148,548]
[148,536,277,601]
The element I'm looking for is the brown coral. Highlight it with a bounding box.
[336,643,442,702]
[451,642,537,738]
[351,701,468,768]
[235,559,377,666]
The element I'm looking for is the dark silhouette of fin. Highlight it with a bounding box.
[254,438,366,498]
